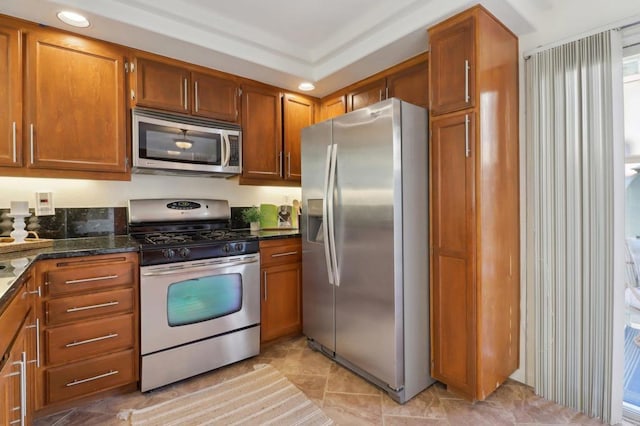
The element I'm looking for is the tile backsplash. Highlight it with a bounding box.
[230,206,251,230]
[0,207,128,239]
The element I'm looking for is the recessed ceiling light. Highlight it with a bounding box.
[56,11,90,28]
[298,82,315,91]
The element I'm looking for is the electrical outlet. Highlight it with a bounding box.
[35,191,55,216]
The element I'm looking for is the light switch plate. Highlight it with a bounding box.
[35,191,54,216]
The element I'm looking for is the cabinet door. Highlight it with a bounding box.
[135,57,190,113]
[0,322,27,426]
[320,94,346,121]
[0,356,10,425]
[283,93,313,182]
[430,112,476,397]
[241,84,282,180]
[24,30,128,174]
[192,71,240,123]
[347,78,386,112]
[429,15,475,115]
[260,262,302,342]
[0,24,21,168]
[387,60,429,109]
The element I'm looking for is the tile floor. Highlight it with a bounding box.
[34,335,609,425]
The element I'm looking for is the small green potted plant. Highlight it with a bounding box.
[241,206,262,231]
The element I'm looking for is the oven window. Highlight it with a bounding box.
[166,273,242,327]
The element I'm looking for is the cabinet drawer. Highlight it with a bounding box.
[260,239,301,267]
[46,314,134,365]
[47,261,134,296]
[46,349,135,404]
[46,287,134,326]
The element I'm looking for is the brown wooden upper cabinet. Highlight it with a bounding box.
[133,56,240,123]
[0,17,129,180]
[387,60,429,109]
[347,78,386,112]
[241,84,283,181]
[429,15,475,115]
[24,28,128,176]
[240,84,314,186]
[345,58,429,112]
[319,94,346,121]
[0,22,21,169]
[282,94,313,182]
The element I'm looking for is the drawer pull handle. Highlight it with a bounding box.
[65,370,119,387]
[65,333,118,348]
[271,251,298,258]
[5,353,26,425]
[65,275,118,285]
[25,318,41,367]
[66,301,119,313]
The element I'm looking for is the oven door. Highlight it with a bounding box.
[140,253,260,355]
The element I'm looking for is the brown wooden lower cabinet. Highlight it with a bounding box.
[34,252,139,413]
[45,349,135,405]
[0,273,32,426]
[259,238,302,343]
[430,112,477,398]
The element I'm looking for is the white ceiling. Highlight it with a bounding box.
[1,0,639,96]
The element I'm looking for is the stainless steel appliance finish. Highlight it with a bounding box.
[129,198,260,392]
[301,98,434,403]
[132,108,242,177]
[140,254,260,355]
[139,253,260,391]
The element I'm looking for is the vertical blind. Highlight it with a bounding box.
[526,30,617,422]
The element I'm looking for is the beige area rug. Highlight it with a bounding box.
[118,364,333,426]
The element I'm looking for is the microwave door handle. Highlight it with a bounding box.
[222,133,231,167]
[220,133,227,167]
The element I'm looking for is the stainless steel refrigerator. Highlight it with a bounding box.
[301,98,434,403]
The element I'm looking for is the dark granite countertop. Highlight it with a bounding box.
[0,231,300,316]
[252,229,301,240]
[0,235,140,315]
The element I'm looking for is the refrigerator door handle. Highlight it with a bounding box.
[327,143,340,286]
[323,144,335,285]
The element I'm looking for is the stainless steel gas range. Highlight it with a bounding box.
[128,198,260,392]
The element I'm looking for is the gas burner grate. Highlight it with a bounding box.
[199,230,251,241]
[144,232,195,245]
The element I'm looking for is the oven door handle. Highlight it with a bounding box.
[142,257,258,276]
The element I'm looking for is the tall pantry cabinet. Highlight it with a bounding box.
[428,5,519,401]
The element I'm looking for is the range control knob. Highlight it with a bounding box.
[162,248,175,259]
[178,247,191,258]
[235,243,243,251]
[223,244,231,253]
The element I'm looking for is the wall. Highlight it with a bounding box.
[0,175,301,210]
[515,0,640,53]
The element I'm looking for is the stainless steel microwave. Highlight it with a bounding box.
[132,108,242,177]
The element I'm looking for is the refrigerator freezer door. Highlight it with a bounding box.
[332,100,404,390]
[301,120,335,353]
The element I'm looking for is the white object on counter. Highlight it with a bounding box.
[9,214,29,243]
[10,200,29,215]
